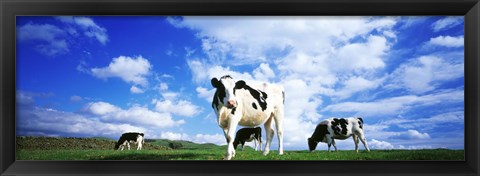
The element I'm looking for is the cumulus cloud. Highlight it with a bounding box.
[91,56,152,87]
[388,55,464,94]
[172,16,396,66]
[153,99,201,117]
[369,139,394,149]
[428,35,464,47]
[431,16,463,32]
[85,101,185,128]
[196,87,215,102]
[333,76,384,99]
[253,63,275,81]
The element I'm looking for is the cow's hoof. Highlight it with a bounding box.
[279,151,284,155]
[263,150,270,156]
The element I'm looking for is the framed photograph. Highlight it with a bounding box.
[1,0,479,175]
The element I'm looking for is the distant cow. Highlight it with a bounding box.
[115,132,145,150]
[211,75,285,160]
[233,127,262,151]
[308,117,370,152]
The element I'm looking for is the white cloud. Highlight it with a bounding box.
[130,85,145,94]
[91,55,152,87]
[85,101,185,128]
[388,55,464,94]
[154,99,201,117]
[333,76,384,99]
[56,16,108,44]
[369,139,394,149]
[253,63,275,81]
[160,131,226,145]
[187,59,254,84]
[158,83,169,91]
[431,16,463,32]
[428,35,464,47]
[334,35,389,71]
[377,111,464,131]
[393,130,431,139]
[17,23,69,56]
[322,88,464,117]
[172,16,396,66]
[196,87,215,102]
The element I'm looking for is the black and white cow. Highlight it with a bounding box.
[211,75,285,160]
[233,127,262,151]
[114,132,145,151]
[308,117,370,153]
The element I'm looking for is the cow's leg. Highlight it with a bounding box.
[253,139,258,151]
[273,109,284,155]
[357,131,370,152]
[137,140,142,150]
[241,141,245,151]
[353,134,360,153]
[224,118,239,160]
[332,139,338,152]
[127,142,131,150]
[263,116,275,156]
[326,135,333,152]
[259,137,263,152]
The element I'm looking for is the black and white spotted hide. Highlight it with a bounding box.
[308,117,370,153]
[115,132,145,150]
[233,127,263,151]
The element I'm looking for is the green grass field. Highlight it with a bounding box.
[16,136,464,160]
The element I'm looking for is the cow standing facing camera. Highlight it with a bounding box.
[115,132,145,150]
[233,127,263,151]
[308,117,370,153]
[211,75,285,160]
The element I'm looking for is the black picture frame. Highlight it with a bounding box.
[1,0,479,175]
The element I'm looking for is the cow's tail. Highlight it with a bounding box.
[357,117,364,129]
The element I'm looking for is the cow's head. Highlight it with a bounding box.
[211,75,246,109]
[308,124,329,152]
[308,137,319,152]
[114,143,120,150]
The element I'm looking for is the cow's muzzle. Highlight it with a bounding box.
[227,99,237,108]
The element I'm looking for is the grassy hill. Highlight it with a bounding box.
[16,136,170,150]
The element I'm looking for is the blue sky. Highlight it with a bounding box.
[16,16,464,150]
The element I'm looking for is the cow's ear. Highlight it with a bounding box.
[211,78,220,88]
[235,80,246,89]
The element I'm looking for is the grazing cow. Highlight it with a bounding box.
[233,127,263,151]
[308,117,370,153]
[114,132,145,150]
[211,75,285,160]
